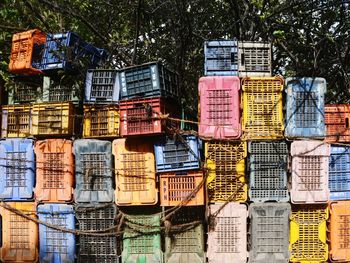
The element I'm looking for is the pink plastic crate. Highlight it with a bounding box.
[207,203,247,263]
[198,76,241,140]
[291,141,330,204]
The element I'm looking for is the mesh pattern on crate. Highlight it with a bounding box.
[42,153,64,189]
[126,104,154,134]
[91,109,112,136]
[6,151,26,188]
[37,108,64,134]
[206,141,247,202]
[5,107,31,136]
[10,213,31,250]
[91,71,116,100]
[216,216,242,253]
[249,142,288,201]
[48,85,74,102]
[42,214,69,254]
[296,156,323,191]
[294,92,318,128]
[208,90,232,125]
[242,47,270,72]
[81,153,109,190]
[12,81,41,103]
[204,41,238,74]
[325,105,350,141]
[164,176,197,202]
[121,152,148,191]
[329,147,350,198]
[337,214,350,249]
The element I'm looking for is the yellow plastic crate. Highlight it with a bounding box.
[290,204,328,263]
[113,138,157,206]
[1,104,32,137]
[83,104,119,138]
[31,102,74,136]
[205,141,247,202]
[242,77,284,139]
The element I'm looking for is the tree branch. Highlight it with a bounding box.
[132,0,143,65]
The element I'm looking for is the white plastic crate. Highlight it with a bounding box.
[291,141,330,203]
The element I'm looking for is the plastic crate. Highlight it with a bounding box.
[205,141,247,202]
[83,104,119,138]
[0,202,38,262]
[120,97,179,136]
[123,214,162,263]
[198,76,241,140]
[154,135,200,172]
[242,77,284,139]
[31,102,74,136]
[39,32,106,72]
[329,146,350,200]
[38,204,75,263]
[290,204,328,262]
[165,207,205,263]
[34,139,74,202]
[119,62,179,100]
[329,201,350,262]
[42,76,82,104]
[238,41,272,77]
[0,138,35,200]
[8,29,46,75]
[291,140,330,204]
[285,77,326,139]
[249,203,290,262]
[180,108,198,131]
[248,141,289,202]
[76,203,119,262]
[7,76,43,104]
[113,138,157,206]
[325,104,350,142]
[207,203,247,263]
[1,104,32,137]
[204,40,238,76]
[74,139,114,203]
[159,171,204,206]
[84,69,120,103]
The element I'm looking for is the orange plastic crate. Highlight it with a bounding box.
[325,104,350,142]
[34,139,74,202]
[0,202,38,262]
[9,29,46,75]
[329,201,350,262]
[160,171,205,206]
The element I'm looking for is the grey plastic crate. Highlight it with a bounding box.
[248,141,289,202]
[249,203,290,263]
[73,139,114,203]
[43,76,82,104]
[7,76,43,104]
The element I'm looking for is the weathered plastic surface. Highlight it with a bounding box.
[9,29,46,75]
[159,171,204,206]
[198,76,241,140]
[31,102,74,136]
[1,104,32,137]
[85,69,120,103]
[249,203,290,263]
[42,76,81,104]
[329,146,350,200]
[113,138,157,205]
[242,77,284,139]
[0,202,38,262]
[8,76,43,104]
[329,201,350,262]
[291,141,330,203]
[325,104,350,142]
[207,203,247,263]
[83,104,120,138]
[123,214,163,263]
[38,204,75,263]
[285,77,326,139]
[290,204,328,262]
[74,139,114,203]
[165,207,205,263]
[205,141,247,202]
[0,138,35,200]
[204,40,238,76]
[76,204,119,262]
[248,141,289,202]
[238,41,272,77]
[154,135,200,172]
[119,62,179,100]
[34,139,74,202]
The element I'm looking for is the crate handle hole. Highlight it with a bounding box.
[346,117,349,129]
[240,53,245,66]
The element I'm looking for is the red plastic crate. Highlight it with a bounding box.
[325,104,350,142]
[120,97,179,136]
[198,76,241,140]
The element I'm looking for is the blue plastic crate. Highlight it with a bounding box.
[285,77,326,138]
[84,69,120,103]
[204,40,238,76]
[38,204,75,263]
[154,135,200,172]
[119,62,179,100]
[329,145,350,200]
[73,139,114,203]
[0,138,35,200]
[39,32,107,72]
